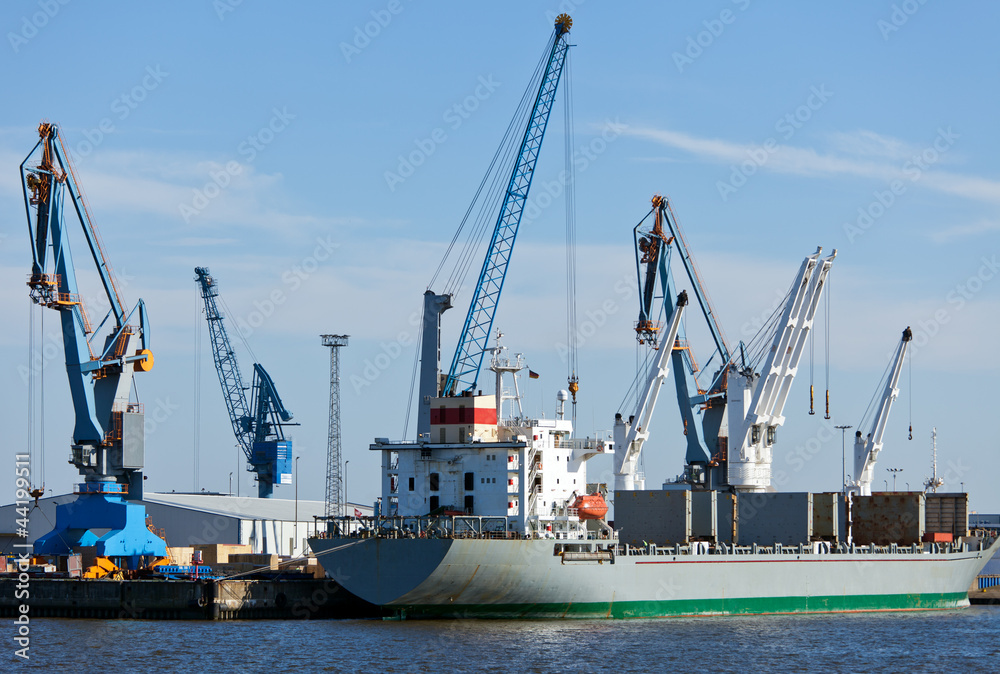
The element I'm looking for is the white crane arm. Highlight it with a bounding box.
[614,291,688,490]
[728,246,836,490]
[853,327,912,496]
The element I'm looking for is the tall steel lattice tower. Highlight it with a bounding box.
[321,335,349,521]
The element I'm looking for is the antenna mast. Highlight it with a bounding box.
[923,426,944,493]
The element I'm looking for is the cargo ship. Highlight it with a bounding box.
[308,225,998,620]
[309,14,998,618]
[308,368,998,619]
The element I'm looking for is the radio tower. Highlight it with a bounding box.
[321,335,349,523]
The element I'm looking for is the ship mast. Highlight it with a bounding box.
[490,330,524,426]
[923,427,944,493]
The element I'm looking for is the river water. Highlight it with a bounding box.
[11,607,999,672]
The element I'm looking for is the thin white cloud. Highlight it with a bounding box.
[168,237,241,247]
[624,126,1000,204]
[826,129,925,161]
[0,143,363,235]
[928,219,1000,244]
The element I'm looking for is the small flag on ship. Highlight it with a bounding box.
[354,508,363,518]
[528,370,539,379]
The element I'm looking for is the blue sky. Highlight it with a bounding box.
[1,1,998,513]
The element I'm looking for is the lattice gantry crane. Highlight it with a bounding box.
[195,267,294,498]
[415,15,572,446]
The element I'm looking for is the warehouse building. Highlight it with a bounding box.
[0,491,372,558]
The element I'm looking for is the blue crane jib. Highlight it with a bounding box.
[22,122,164,569]
[195,267,294,498]
[442,14,572,397]
[632,201,713,469]
[630,195,738,486]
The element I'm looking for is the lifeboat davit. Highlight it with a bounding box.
[570,493,608,521]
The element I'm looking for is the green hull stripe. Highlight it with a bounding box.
[391,592,970,620]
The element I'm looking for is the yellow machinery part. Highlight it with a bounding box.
[134,348,154,372]
[82,556,119,579]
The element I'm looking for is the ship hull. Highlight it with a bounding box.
[308,536,998,619]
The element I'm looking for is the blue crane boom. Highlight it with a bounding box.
[653,195,731,367]
[195,267,293,498]
[23,122,164,569]
[629,195,739,488]
[632,200,713,470]
[442,14,572,396]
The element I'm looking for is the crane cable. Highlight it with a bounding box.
[27,301,46,491]
[27,302,34,488]
[193,288,202,491]
[563,49,579,424]
[856,336,898,434]
[808,323,815,415]
[40,307,45,491]
[402,307,423,440]
[428,35,554,298]
[617,340,657,416]
[445,35,553,296]
[216,293,259,365]
[742,285,791,372]
[908,348,913,440]
[824,272,831,419]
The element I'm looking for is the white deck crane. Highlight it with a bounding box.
[851,327,912,496]
[727,247,837,491]
[613,291,689,491]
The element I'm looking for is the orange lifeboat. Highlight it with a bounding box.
[570,493,608,521]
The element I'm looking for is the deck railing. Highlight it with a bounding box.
[311,517,998,558]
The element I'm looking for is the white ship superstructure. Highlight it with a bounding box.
[376,341,612,539]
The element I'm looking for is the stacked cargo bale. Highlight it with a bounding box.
[924,493,969,540]
[852,493,925,545]
[613,490,691,546]
[735,493,813,546]
[811,493,845,544]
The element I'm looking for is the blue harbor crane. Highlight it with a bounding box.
[417,14,573,436]
[626,195,733,486]
[195,267,294,498]
[23,122,166,570]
